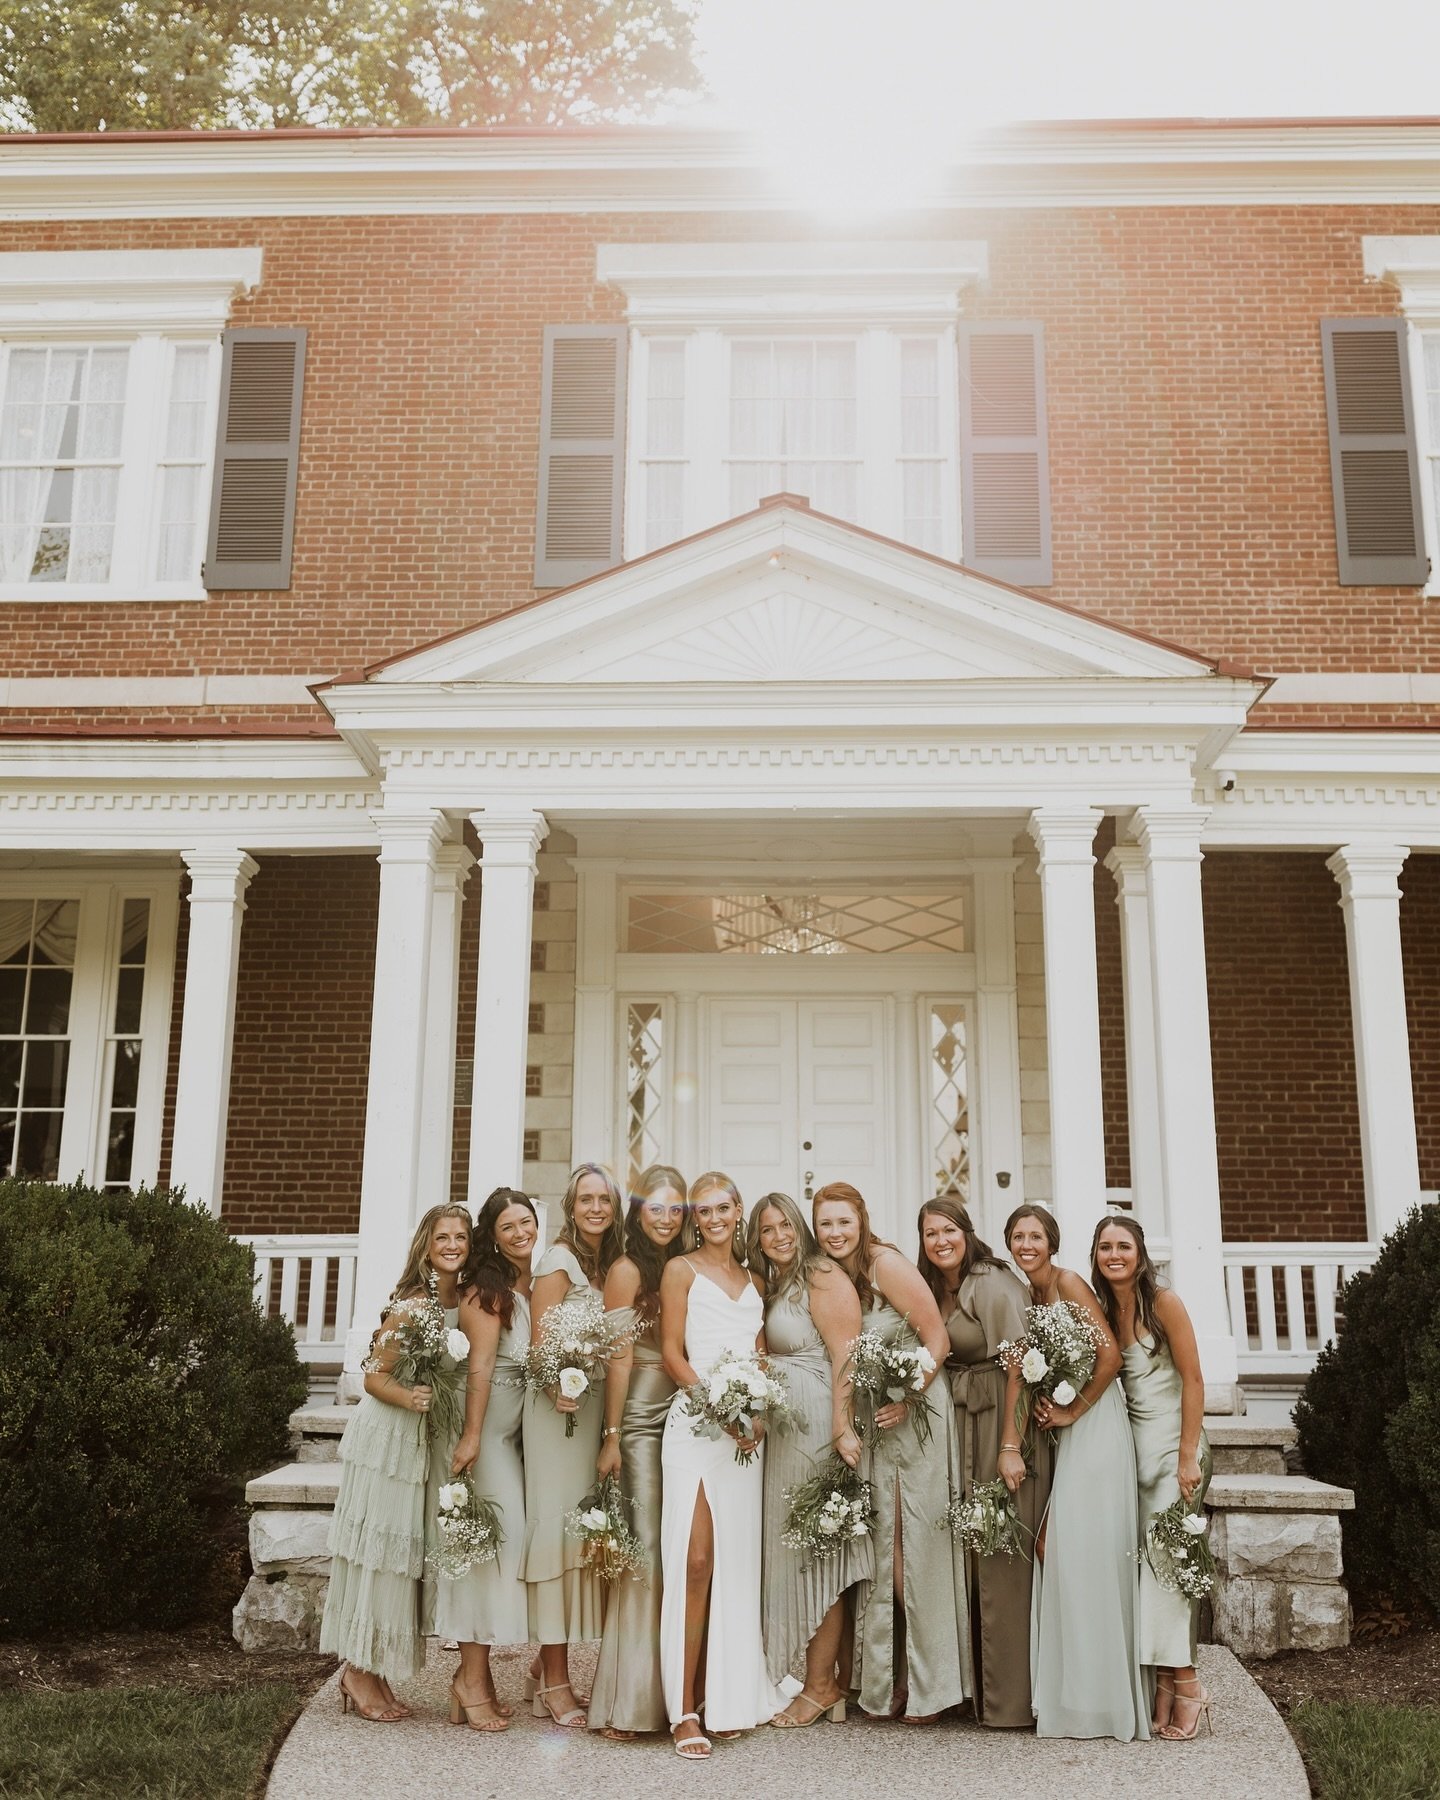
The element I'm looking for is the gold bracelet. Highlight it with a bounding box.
[602,1426,621,1437]
[1075,1393,1092,1412]
[1000,1442,1022,1452]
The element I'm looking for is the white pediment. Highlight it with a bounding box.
[371,503,1217,689]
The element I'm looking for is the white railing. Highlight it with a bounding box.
[1223,1242,1375,1377]
[239,1233,359,1364]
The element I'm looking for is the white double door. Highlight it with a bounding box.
[704,996,892,1225]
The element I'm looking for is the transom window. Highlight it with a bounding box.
[626,891,966,956]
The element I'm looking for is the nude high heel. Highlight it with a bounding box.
[1160,1675,1214,1740]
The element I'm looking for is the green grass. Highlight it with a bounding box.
[1291,1700,1440,1800]
[0,1684,302,1800]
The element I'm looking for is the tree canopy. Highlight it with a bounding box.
[0,0,703,131]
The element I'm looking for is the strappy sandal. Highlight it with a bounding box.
[532,1681,587,1728]
[338,1669,403,1723]
[1152,1671,1176,1734]
[600,1726,640,1741]
[1159,1675,1214,1740]
[772,1690,847,1728]
[449,1680,509,1733]
[671,1712,712,1760]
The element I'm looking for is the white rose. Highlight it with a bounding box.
[446,1327,469,1361]
[558,1367,589,1401]
[818,1517,840,1536]
[1181,1513,1208,1536]
[579,1507,608,1530]
[438,1482,465,1511]
[1052,1380,1077,1406]
[1021,1348,1049,1384]
[915,1347,936,1373]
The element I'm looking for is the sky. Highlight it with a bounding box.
[684,0,1440,206]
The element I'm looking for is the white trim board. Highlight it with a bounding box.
[0,676,333,707]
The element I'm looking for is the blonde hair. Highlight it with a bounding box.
[688,1169,747,1260]
[558,1162,626,1283]
[746,1191,826,1299]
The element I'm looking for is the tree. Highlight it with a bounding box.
[0,0,701,132]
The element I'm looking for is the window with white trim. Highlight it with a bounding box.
[1419,330,1440,593]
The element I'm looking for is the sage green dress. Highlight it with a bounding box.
[319,1353,427,1682]
[1121,1333,1213,1669]
[426,1293,531,1646]
[853,1294,972,1719]
[761,1282,874,1684]
[944,1262,1052,1728]
[1029,1303,1149,1741]
[520,1245,606,1643]
[588,1303,676,1733]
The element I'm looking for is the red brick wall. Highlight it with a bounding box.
[1401,852,1440,1197]
[2,200,1439,729]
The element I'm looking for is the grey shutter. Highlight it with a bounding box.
[535,324,626,587]
[203,328,306,591]
[1321,319,1427,586]
[958,321,1052,586]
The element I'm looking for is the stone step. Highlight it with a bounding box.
[1206,1472,1353,1513]
[247,1461,342,1509]
[289,1404,352,1462]
[1204,1416,1298,1476]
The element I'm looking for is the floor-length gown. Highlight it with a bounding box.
[420,1304,467,1637]
[1121,1334,1213,1669]
[1030,1304,1149,1740]
[853,1295,972,1719]
[761,1282,873,1684]
[588,1302,675,1733]
[945,1263,1051,1727]
[658,1270,792,1732]
[428,1293,531,1646]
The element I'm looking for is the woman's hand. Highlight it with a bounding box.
[548,1385,579,1416]
[1034,1396,1076,1431]
[1177,1450,1203,1505]
[997,1447,1027,1494]
[874,1401,907,1431]
[450,1432,480,1477]
[596,1434,622,1479]
[406,1384,433,1416]
[835,1427,862,1470]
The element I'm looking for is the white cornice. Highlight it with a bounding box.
[1363,235,1440,324]
[7,124,1440,219]
[0,247,262,336]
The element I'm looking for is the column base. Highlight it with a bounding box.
[1197,1331,1240,1394]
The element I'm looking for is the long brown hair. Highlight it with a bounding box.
[746,1191,827,1299]
[812,1180,894,1309]
[916,1195,1002,1310]
[1089,1213,1169,1358]
[467,1187,537,1330]
[390,1203,472,1304]
[624,1163,687,1327]
[557,1162,626,1284]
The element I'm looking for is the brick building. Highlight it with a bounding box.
[2,120,1438,1402]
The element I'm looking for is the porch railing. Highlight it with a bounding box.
[239,1233,359,1365]
[1223,1242,1375,1377]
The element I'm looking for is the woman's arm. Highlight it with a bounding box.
[597,1259,642,1478]
[871,1248,950,1431]
[809,1264,863,1469]
[1156,1288,1206,1503]
[997,1360,1027,1492]
[361,1306,432,1414]
[659,1259,699,1389]
[451,1293,501,1476]
[1035,1269,1123,1430]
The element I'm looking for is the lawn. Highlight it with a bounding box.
[0,1683,303,1800]
[1288,1700,1440,1800]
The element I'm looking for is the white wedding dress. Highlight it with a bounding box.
[659,1268,794,1732]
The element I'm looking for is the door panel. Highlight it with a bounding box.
[800,999,891,1231]
[706,1000,798,1203]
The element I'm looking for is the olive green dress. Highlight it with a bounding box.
[853,1294,972,1719]
[587,1302,675,1733]
[761,1282,874,1684]
[944,1262,1052,1728]
[425,1293,531,1646]
[520,1245,606,1643]
[1121,1333,1213,1669]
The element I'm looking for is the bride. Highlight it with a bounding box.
[658,1171,792,1760]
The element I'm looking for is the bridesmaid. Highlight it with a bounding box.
[321,1203,470,1720]
[520,1162,625,1727]
[588,1163,688,1742]
[426,1187,537,1732]
[812,1181,970,1723]
[748,1190,870,1727]
[1092,1213,1214,1740]
[1001,1203,1148,1742]
[917,1196,1049,1729]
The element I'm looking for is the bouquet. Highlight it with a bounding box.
[847,1323,937,1447]
[1138,1498,1216,1602]
[522,1289,635,1438]
[362,1291,469,1442]
[997,1301,1108,1445]
[679,1350,792,1466]
[432,1477,505,1579]
[781,1453,875,1566]
[565,1474,647,1583]
[940,1477,1031,1560]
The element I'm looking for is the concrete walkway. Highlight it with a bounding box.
[268,1641,1308,1800]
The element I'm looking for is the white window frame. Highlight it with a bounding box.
[1406,323,1440,598]
[1360,237,1440,597]
[0,867,180,1187]
[0,248,262,604]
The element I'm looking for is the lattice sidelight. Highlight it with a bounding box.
[627,891,965,955]
[625,1001,665,1187]
[929,1001,970,1201]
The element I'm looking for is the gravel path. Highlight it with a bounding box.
[268,1639,1308,1799]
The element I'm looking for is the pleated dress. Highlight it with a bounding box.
[760,1282,873,1683]
[1121,1334,1213,1669]
[587,1302,677,1733]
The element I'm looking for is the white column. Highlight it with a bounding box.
[1135,806,1237,1393]
[1027,808,1106,1256]
[414,841,474,1223]
[1326,842,1422,1244]
[673,990,700,1180]
[1104,844,1163,1234]
[893,990,926,1223]
[970,853,1025,1237]
[571,860,618,1170]
[170,848,258,1216]
[346,809,446,1368]
[467,808,548,1206]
